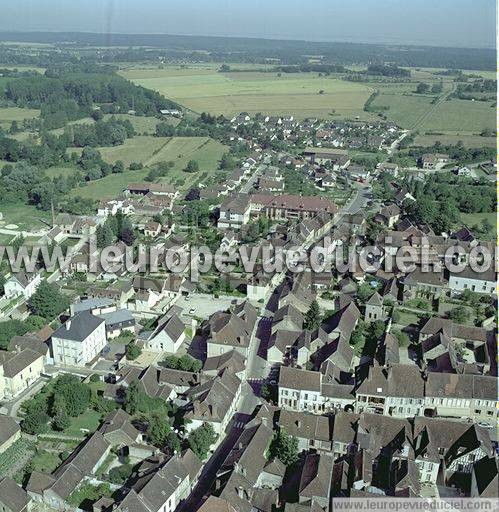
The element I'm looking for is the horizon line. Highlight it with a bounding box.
[0,28,494,52]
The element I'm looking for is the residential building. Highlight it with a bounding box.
[51,311,107,366]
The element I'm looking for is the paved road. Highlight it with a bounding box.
[240,165,264,194]
[340,183,372,215]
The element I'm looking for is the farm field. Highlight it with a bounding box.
[417,98,495,133]
[371,92,435,128]
[412,133,496,148]
[119,67,375,119]
[70,135,227,200]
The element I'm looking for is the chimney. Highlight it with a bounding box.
[66,320,71,330]
[237,486,244,499]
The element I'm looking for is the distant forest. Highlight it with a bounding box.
[0,31,495,71]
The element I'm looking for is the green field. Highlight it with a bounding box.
[371,92,435,129]
[417,98,496,133]
[460,212,496,240]
[44,166,79,179]
[412,133,496,148]
[0,107,40,129]
[0,203,52,230]
[71,135,228,199]
[119,67,374,119]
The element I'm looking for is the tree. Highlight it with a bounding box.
[184,160,199,173]
[188,422,216,460]
[304,300,321,330]
[416,82,430,94]
[52,409,71,431]
[112,160,125,174]
[392,329,409,347]
[28,280,70,320]
[22,409,50,435]
[124,380,141,415]
[0,320,29,350]
[125,342,142,361]
[448,305,469,324]
[357,283,375,303]
[53,374,91,417]
[96,223,114,248]
[268,429,299,466]
[147,413,173,448]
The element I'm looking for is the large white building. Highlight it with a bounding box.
[51,311,107,367]
[448,267,496,295]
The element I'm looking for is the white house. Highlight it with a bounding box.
[51,311,107,367]
[3,272,41,299]
[146,312,186,353]
[448,267,496,295]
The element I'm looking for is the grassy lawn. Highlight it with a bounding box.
[120,67,374,119]
[71,135,227,199]
[49,410,102,438]
[0,203,52,230]
[460,212,496,240]
[30,450,62,474]
[394,309,421,327]
[103,113,169,134]
[44,165,80,179]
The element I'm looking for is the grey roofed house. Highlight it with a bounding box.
[272,304,304,333]
[98,308,135,331]
[71,297,114,314]
[332,411,360,446]
[322,302,360,342]
[198,496,237,512]
[279,366,321,392]
[203,349,246,376]
[0,477,30,512]
[411,417,493,464]
[366,291,383,306]
[8,335,49,358]
[375,332,400,366]
[56,431,110,476]
[278,410,331,446]
[0,415,20,447]
[216,422,274,512]
[0,348,42,378]
[313,338,354,373]
[98,409,141,446]
[52,311,105,342]
[151,310,185,341]
[186,369,241,424]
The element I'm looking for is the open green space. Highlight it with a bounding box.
[412,133,496,148]
[119,67,374,119]
[0,107,40,129]
[417,98,495,133]
[0,203,52,230]
[70,135,227,199]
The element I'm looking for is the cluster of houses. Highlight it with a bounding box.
[228,113,402,153]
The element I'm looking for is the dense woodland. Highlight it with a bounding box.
[0,32,495,70]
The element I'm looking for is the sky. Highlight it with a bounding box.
[0,0,496,49]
